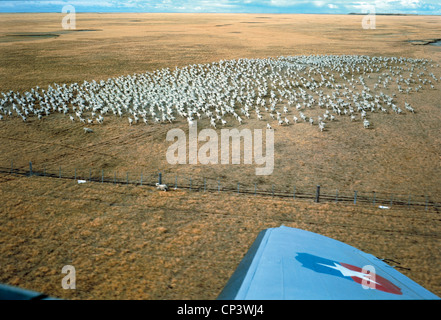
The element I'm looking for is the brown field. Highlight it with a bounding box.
[1,13,441,300]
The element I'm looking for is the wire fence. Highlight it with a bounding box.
[1,160,439,213]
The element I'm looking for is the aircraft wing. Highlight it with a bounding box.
[217,226,440,300]
[0,283,58,300]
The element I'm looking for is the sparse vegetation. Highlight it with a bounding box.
[1,13,440,300]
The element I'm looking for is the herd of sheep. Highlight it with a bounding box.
[0,55,439,132]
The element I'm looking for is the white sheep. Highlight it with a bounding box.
[0,55,432,135]
[405,102,415,113]
[156,183,168,191]
[363,119,370,129]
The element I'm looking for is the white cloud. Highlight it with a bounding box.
[313,1,326,7]
[269,0,294,7]
[351,0,423,12]
[400,0,421,8]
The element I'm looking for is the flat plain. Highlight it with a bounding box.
[0,13,440,299]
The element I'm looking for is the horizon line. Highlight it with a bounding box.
[0,11,439,16]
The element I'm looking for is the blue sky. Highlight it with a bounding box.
[0,0,440,14]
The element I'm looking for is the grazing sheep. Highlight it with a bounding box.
[405,102,415,113]
[363,119,370,129]
[156,183,168,191]
[0,55,434,136]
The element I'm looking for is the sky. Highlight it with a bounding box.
[0,0,440,14]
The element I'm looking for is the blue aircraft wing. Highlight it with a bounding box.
[0,283,58,300]
[218,226,440,300]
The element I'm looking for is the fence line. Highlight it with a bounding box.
[1,161,439,213]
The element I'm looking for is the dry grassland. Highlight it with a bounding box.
[1,174,440,299]
[0,13,441,299]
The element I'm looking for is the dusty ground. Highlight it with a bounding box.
[0,13,441,299]
[1,174,440,299]
[1,13,441,92]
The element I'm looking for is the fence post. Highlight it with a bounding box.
[237,182,240,194]
[74,168,76,180]
[425,195,428,211]
[126,172,129,185]
[101,169,104,183]
[29,161,32,176]
[373,191,376,205]
[140,173,143,186]
[218,179,220,193]
[354,191,357,204]
[390,194,394,207]
[175,175,177,189]
[293,186,296,199]
[190,178,192,191]
[335,189,339,203]
[89,169,91,182]
[114,172,116,184]
[255,183,257,196]
[272,184,274,198]
[158,172,162,185]
[315,185,320,203]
